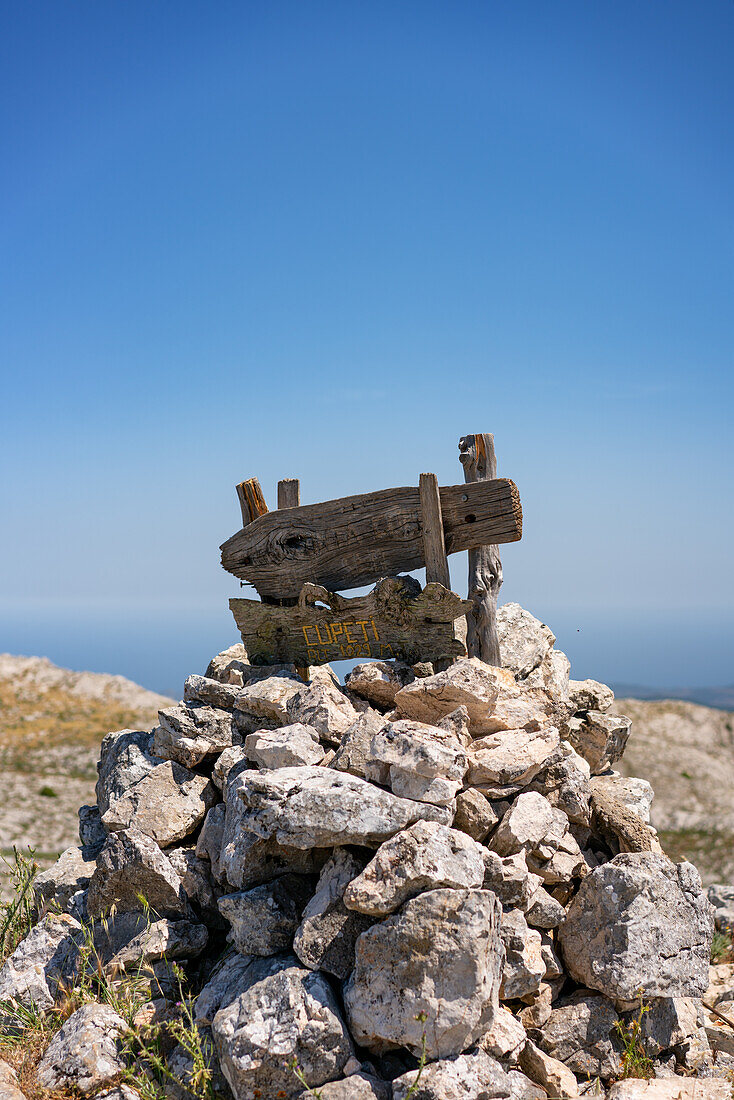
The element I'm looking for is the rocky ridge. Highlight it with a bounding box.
[1,603,731,1099]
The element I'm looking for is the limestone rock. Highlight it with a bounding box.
[37,1003,126,1094]
[205,643,249,683]
[344,822,486,917]
[217,792,329,890]
[490,793,559,857]
[212,745,249,791]
[566,711,632,774]
[637,997,700,1056]
[302,1073,391,1099]
[183,673,242,710]
[506,1070,546,1100]
[392,1048,512,1099]
[500,910,545,1000]
[568,679,614,714]
[218,877,309,955]
[96,728,158,816]
[93,913,207,970]
[153,702,238,768]
[468,726,560,792]
[34,845,96,916]
[367,719,468,806]
[393,658,501,728]
[346,661,416,710]
[234,672,303,727]
[287,680,360,744]
[244,723,325,768]
[330,710,387,780]
[707,884,734,931]
[519,1041,578,1099]
[229,765,450,851]
[482,850,542,909]
[590,774,654,822]
[212,956,353,1098]
[525,650,571,704]
[0,913,81,1011]
[78,803,106,851]
[606,1082,731,1100]
[196,803,226,881]
[453,788,499,841]
[345,888,504,1059]
[100,746,217,848]
[195,951,254,1025]
[166,846,222,918]
[519,984,553,1030]
[87,828,189,918]
[528,743,591,826]
[294,849,373,978]
[497,603,555,678]
[0,1062,24,1100]
[525,887,566,929]
[539,992,621,1079]
[558,853,713,1002]
[480,1006,528,1063]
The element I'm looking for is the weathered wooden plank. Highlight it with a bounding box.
[230,577,471,667]
[459,433,503,665]
[236,478,268,527]
[277,479,300,509]
[221,477,521,599]
[419,472,451,589]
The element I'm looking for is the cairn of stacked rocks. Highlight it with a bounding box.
[1,603,730,1100]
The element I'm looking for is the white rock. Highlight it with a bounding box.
[392,1048,512,1099]
[568,679,614,714]
[0,913,81,1011]
[497,603,555,678]
[218,877,309,955]
[606,1081,731,1100]
[539,992,622,1079]
[245,723,325,768]
[293,849,374,978]
[229,765,450,850]
[87,827,189,918]
[153,702,238,768]
[37,1003,127,1094]
[590,774,653,822]
[308,1073,391,1099]
[217,792,329,890]
[393,658,501,728]
[345,661,415,709]
[566,711,632,774]
[490,793,559,856]
[519,1041,578,1099]
[345,888,504,1059]
[212,745,249,790]
[0,1061,24,1100]
[287,680,360,744]
[453,788,499,841]
[500,910,545,1000]
[344,821,486,916]
[367,719,468,806]
[468,727,560,791]
[33,845,96,916]
[480,1005,528,1063]
[330,710,388,780]
[526,650,571,703]
[235,673,303,725]
[482,850,543,909]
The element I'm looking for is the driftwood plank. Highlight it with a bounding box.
[277,479,300,508]
[419,473,451,589]
[229,577,471,667]
[236,478,268,526]
[459,434,503,665]
[221,477,521,599]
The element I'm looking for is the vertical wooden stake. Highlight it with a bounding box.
[459,434,503,665]
[236,478,268,527]
[419,472,451,589]
[277,478,301,509]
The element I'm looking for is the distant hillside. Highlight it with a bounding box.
[612,683,734,710]
[617,696,734,884]
[0,654,172,892]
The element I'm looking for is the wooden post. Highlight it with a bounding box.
[419,472,451,589]
[236,478,268,527]
[277,478,300,509]
[459,434,503,665]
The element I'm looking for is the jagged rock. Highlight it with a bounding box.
[482,850,542,909]
[346,661,416,709]
[566,711,632,774]
[0,1061,25,1100]
[33,845,96,916]
[0,913,81,1011]
[205,643,249,682]
[294,849,373,978]
[212,956,353,1098]
[345,888,504,1059]
[500,910,545,999]
[497,603,555,678]
[153,702,238,768]
[37,1003,126,1094]
[519,1041,578,1099]
[87,828,190,918]
[92,913,207,969]
[366,719,468,806]
[166,846,222,917]
[525,650,571,704]
[218,877,309,955]
[196,803,227,880]
[184,673,242,709]
[195,952,254,1024]
[507,1070,546,1100]
[344,822,486,917]
[392,1048,512,1099]
[539,992,621,1079]
[519,984,554,1029]
[568,679,614,714]
[468,727,560,792]
[707,884,734,931]
[229,765,450,850]
[558,853,713,1002]
[301,1073,391,1099]
[212,745,249,790]
[528,743,591,826]
[606,1082,730,1100]
[99,733,217,847]
[394,658,500,727]
[525,887,566,929]
[490,793,559,856]
[539,932,563,982]
[480,1006,527,1063]
[217,792,329,890]
[589,785,662,856]
[330,710,387,780]
[637,997,700,1056]
[78,803,106,851]
[166,1036,230,1100]
[233,673,303,730]
[591,774,653,822]
[244,723,325,768]
[287,679,360,744]
[95,1089,141,1100]
[453,788,499,841]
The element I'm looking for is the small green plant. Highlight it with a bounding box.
[711,929,734,963]
[615,995,654,1079]
[38,785,58,798]
[0,847,38,962]
[404,1011,428,1099]
[287,1057,323,1098]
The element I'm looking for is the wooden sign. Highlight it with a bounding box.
[229,577,471,668]
[221,476,521,600]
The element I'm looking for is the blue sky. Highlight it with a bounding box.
[1,1,732,695]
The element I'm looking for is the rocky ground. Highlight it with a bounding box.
[3,602,734,1099]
